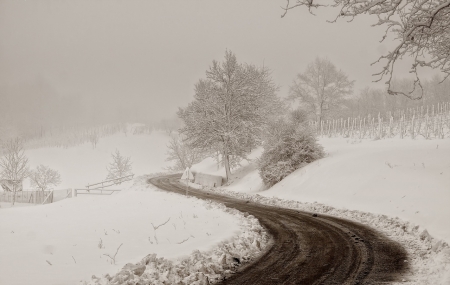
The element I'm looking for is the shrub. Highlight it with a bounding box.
[258,111,324,187]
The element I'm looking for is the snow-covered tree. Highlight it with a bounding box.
[289,57,354,124]
[0,138,29,205]
[29,165,61,191]
[281,0,450,99]
[165,134,205,171]
[178,50,282,181]
[106,150,133,184]
[258,110,324,187]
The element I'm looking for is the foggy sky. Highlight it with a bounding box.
[0,0,419,126]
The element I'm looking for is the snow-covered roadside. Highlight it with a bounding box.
[0,175,268,285]
[85,197,270,285]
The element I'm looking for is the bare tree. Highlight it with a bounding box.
[178,50,282,181]
[29,165,61,191]
[0,138,28,205]
[289,57,354,124]
[165,134,205,171]
[281,0,450,99]
[106,150,133,184]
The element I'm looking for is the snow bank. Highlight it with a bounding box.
[0,175,266,285]
[84,197,269,285]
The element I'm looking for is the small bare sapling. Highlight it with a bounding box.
[103,243,123,265]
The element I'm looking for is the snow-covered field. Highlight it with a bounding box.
[0,130,268,285]
[23,130,172,190]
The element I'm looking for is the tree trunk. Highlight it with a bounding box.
[222,147,231,182]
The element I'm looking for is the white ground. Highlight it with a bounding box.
[193,138,450,243]
[0,130,260,285]
[0,178,245,285]
[24,130,172,190]
[0,202,33,208]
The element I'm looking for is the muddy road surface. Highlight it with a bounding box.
[149,174,408,285]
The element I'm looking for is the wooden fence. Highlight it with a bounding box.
[0,189,73,205]
[0,190,52,204]
[75,189,121,195]
[86,174,134,189]
[310,101,450,140]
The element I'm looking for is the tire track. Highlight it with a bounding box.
[149,174,408,285]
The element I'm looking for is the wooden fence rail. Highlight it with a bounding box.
[86,174,134,189]
[75,189,122,195]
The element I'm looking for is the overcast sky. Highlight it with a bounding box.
[0,0,419,123]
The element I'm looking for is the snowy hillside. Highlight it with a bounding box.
[192,137,450,242]
[262,138,450,242]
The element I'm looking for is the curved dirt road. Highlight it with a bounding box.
[149,174,409,285]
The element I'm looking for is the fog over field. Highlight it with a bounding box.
[0,0,421,134]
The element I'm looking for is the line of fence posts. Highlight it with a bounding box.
[311,101,449,140]
[0,190,52,204]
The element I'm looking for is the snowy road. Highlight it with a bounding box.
[150,174,410,285]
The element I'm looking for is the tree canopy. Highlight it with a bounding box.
[282,0,450,99]
[289,57,354,123]
[178,51,282,181]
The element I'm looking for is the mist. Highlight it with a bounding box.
[0,0,416,136]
